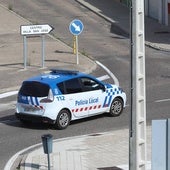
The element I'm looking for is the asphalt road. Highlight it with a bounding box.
[0,0,170,169]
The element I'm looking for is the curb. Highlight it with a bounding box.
[145,41,170,52]
[76,0,170,52]
[4,133,91,169]
[5,130,125,170]
[4,143,42,170]
[5,128,152,170]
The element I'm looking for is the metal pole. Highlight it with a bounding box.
[73,35,76,54]
[47,153,51,170]
[23,36,27,69]
[129,0,147,169]
[76,35,79,64]
[42,35,45,68]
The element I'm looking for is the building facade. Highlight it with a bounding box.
[120,0,170,25]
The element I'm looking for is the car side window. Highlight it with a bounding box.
[57,82,65,94]
[80,77,102,91]
[64,78,82,94]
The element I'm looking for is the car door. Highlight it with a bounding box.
[80,77,108,116]
[64,78,90,118]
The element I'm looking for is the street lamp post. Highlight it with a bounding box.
[129,0,147,169]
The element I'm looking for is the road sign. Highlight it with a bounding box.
[69,19,84,35]
[21,24,53,69]
[21,24,53,35]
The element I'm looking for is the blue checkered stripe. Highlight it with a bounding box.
[27,96,39,106]
[19,95,39,106]
[103,87,122,107]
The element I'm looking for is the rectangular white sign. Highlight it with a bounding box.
[21,24,53,35]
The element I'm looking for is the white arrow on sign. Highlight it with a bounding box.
[71,23,80,32]
[21,24,53,35]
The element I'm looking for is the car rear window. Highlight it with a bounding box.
[19,81,50,97]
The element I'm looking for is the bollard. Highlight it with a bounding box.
[41,134,53,170]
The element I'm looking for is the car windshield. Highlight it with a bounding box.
[19,81,50,97]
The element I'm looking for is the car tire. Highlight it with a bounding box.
[109,98,123,117]
[55,109,71,130]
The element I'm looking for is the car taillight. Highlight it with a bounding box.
[48,89,54,101]
[40,89,54,103]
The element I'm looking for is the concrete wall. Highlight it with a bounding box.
[145,0,169,25]
[120,0,169,25]
[148,0,159,20]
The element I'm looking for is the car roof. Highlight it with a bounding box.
[24,69,95,85]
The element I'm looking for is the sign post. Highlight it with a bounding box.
[23,36,27,69]
[73,35,76,54]
[42,34,45,68]
[20,24,53,69]
[69,19,84,65]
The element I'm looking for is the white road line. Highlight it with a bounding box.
[0,120,18,125]
[155,98,170,103]
[96,60,119,86]
[0,101,16,111]
[0,75,110,100]
[97,75,110,81]
[0,91,18,99]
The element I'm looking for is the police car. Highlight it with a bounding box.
[16,69,126,129]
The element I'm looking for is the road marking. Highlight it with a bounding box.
[0,91,18,99]
[155,98,170,103]
[0,119,18,125]
[96,60,119,86]
[0,101,16,111]
[97,75,110,81]
[0,74,110,100]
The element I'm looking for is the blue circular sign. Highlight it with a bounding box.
[69,19,84,36]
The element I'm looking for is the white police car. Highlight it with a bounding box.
[16,69,126,129]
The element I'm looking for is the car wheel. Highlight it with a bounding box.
[109,98,123,117]
[55,109,71,130]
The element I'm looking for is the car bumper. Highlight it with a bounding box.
[15,112,55,124]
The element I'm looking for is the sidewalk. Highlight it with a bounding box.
[1,0,170,170]
[8,127,152,170]
[0,4,96,94]
[77,0,170,52]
